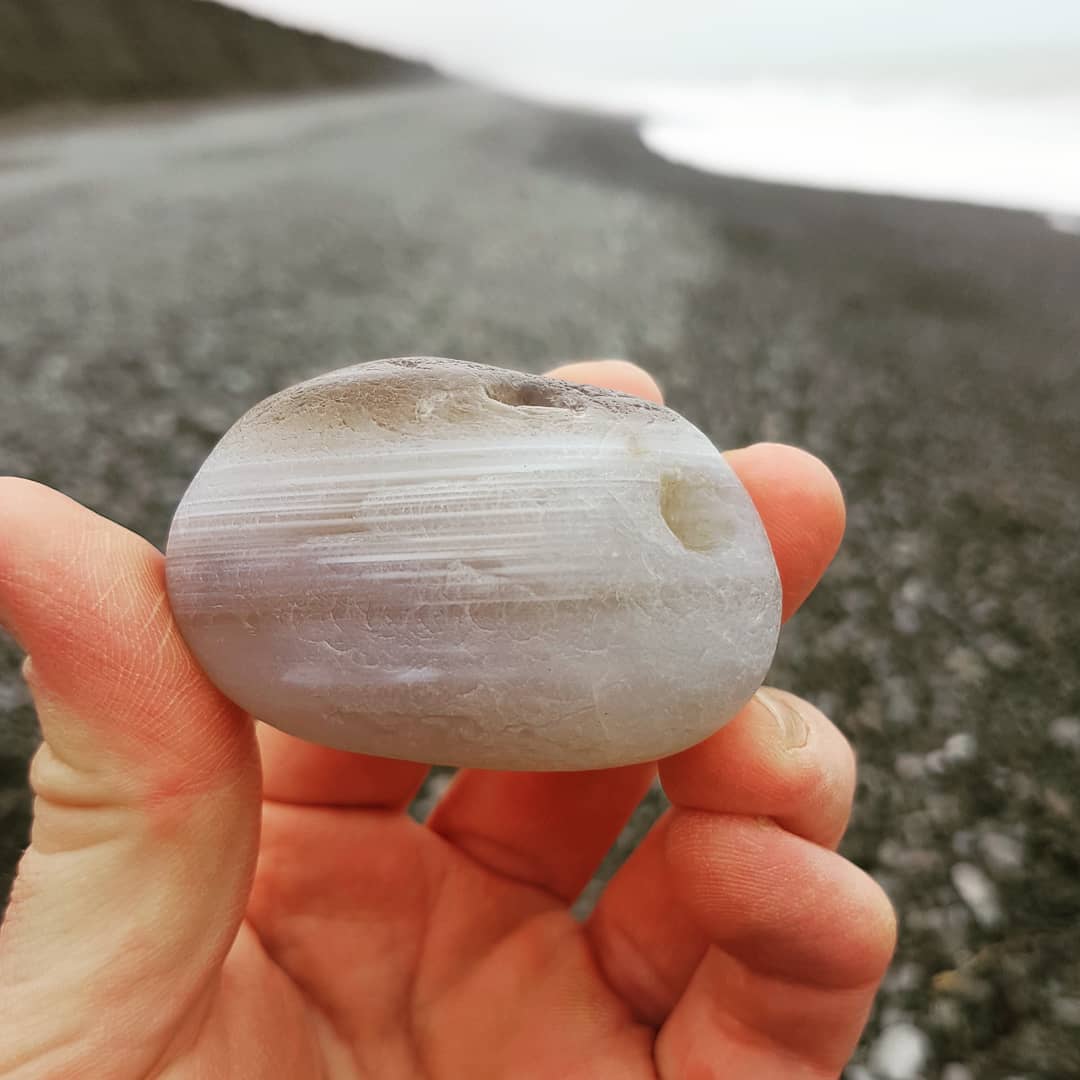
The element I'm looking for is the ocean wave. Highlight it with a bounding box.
[502,74,1080,233]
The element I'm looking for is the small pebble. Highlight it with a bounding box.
[925,792,962,826]
[890,532,923,568]
[951,862,1004,929]
[895,753,927,782]
[1052,997,1080,1026]
[900,577,928,605]
[942,1065,975,1080]
[878,1005,912,1028]
[869,1022,931,1080]
[1049,716,1080,751]
[943,732,978,763]
[883,961,924,993]
[979,634,1022,669]
[945,646,987,685]
[929,997,966,1031]
[925,749,949,775]
[883,677,919,727]
[0,680,31,711]
[978,831,1025,874]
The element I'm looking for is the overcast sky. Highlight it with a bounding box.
[224,1,1080,82]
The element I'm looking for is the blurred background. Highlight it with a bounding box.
[1,2,1078,1076]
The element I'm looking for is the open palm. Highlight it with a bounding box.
[0,363,894,1080]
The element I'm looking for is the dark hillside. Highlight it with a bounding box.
[0,0,431,111]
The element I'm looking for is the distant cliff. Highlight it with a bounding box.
[0,0,433,111]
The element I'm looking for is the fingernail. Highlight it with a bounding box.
[756,687,809,749]
[20,655,37,690]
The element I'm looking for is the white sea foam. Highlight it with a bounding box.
[500,75,1080,234]
[640,83,1080,230]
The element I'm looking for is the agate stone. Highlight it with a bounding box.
[165,358,781,770]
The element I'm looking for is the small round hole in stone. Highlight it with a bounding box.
[485,381,570,409]
[659,470,733,553]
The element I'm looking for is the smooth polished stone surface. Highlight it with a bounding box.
[165,357,781,769]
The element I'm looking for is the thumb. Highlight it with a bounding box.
[0,479,260,1072]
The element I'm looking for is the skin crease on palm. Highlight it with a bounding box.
[0,361,896,1080]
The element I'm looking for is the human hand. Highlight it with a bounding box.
[0,361,895,1079]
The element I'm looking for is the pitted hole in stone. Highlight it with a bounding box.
[659,470,735,553]
[485,381,572,409]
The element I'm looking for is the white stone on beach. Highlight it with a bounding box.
[1049,716,1080,751]
[977,830,1025,874]
[165,358,781,770]
[950,862,1004,929]
[943,732,977,764]
[869,1022,930,1080]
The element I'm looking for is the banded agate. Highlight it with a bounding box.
[165,358,781,770]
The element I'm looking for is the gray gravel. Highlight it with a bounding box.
[1,84,1079,1077]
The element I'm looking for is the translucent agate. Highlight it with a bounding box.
[165,358,781,770]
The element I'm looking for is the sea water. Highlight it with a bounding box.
[495,62,1080,235]
[640,83,1080,233]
